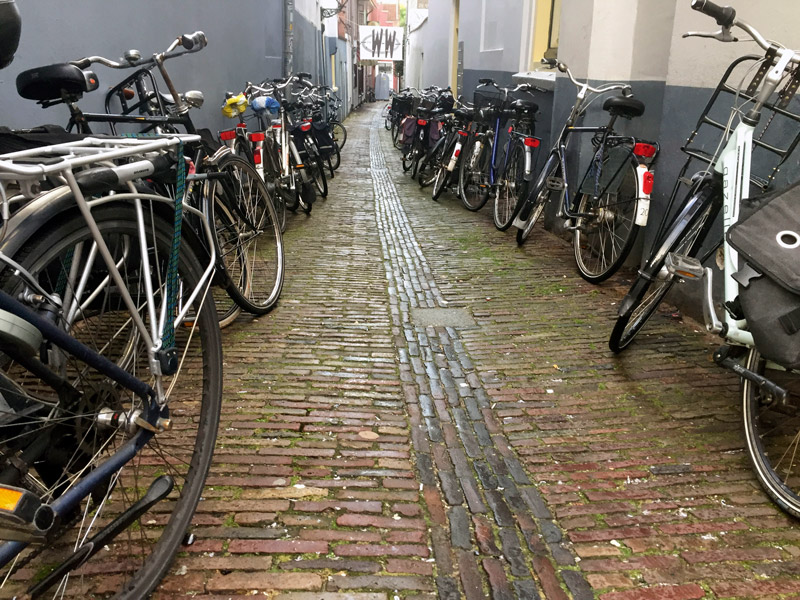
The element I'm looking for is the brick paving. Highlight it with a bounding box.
[156,106,800,600]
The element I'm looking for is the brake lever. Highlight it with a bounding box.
[682,28,738,42]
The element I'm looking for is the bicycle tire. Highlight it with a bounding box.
[402,149,415,172]
[432,137,458,200]
[609,188,716,353]
[208,154,285,315]
[299,180,316,214]
[418,138,447,189]
[494,143,528,231]
[392,122,401,149]
[573,160,640,283]
[330,141,341,171]
[308,154,328,198]
[330,121,347,150]
[209,200,245,327]
[517,154,560,246]
[0,202,221,598]
[742,347,800,518]
[458,135,491,211]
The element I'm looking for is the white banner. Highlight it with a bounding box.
[359,26,404,61]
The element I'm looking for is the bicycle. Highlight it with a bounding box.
[0,133,222,598]
[417,102,475,201]
[513,61,658,283]
[16,34,286,322]
[457,79,541,231]
[610,0,800,517]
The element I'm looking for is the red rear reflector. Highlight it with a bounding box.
[301,123,312,132]
[633,143,656,158]
[417,119,427,126]
[237,123,247,129]
[524,137,540,148]
[642,171,654,195]
[249,133,265,142]
[455,149,461,157]
[253,152,262,165]
[303,118,312,122]
[219,130,236,141]
[458,131,468,137]
[508,126,513,133]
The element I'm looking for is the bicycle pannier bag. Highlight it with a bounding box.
[311,121,335,159]
[727,179,800,369]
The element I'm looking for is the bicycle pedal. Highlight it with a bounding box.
[0,485,55,543]
[665,253,703,279]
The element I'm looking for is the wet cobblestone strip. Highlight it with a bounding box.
[368,118,592,600]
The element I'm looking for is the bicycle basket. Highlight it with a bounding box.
[392,95,414,116]
[727,179,800,369]
[473,87,504,112]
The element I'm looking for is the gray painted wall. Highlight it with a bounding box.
[0,0,285,133]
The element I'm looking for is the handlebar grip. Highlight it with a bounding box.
[180,31,208,51]
[691,0,736,28]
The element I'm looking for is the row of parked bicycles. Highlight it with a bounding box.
[388,1,800,521]
[0,4,348,596]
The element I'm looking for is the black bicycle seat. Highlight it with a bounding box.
[17,63,99,101]
[603,95,645,119]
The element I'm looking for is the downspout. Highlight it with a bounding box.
[284,0,294,76]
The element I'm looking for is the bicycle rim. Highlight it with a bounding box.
[573,163,639,283]
[458,138,490,211]
[0,203,221,598]
[216,155,284,315]
[609,200,713,352]
[493,145,526,231]
[517,159,559,246]
[743,348,800,518]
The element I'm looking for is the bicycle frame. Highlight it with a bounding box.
[703,48,799,347]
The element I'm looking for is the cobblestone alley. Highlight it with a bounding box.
[156,106,800,600]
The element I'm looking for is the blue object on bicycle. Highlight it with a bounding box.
[251,96,280,115]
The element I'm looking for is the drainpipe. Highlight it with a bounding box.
[284,0,294,76]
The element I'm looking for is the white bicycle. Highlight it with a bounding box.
[610,0,800,516]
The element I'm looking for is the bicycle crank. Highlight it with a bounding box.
[23,475,175,599]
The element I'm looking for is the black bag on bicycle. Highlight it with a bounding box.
[727,179,800,369]
[311,121,335,159]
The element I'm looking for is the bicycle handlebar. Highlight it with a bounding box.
[543,58,632,96]
[686,1,797,62]
[70,31,208,70]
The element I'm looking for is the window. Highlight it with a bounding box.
[480,0,503,52]
[531,0,562,65]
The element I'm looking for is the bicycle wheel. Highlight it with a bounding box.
[418,139,446,189]
[330,121,347,150]
[494,143,528,231]
[209,200,244,327]
[330,141,341,172]
[208,154,285,315]
[458,136,491,211]
[298,180,316,214]
[573,160,640,283]
[432,138,458,200]
[609,188,716,353]
[402,148,415,172]
[517,154,560,246]
[0,202,221,599]
[742,348,800,518]
[392,122,401,149]
[308,154,328,198]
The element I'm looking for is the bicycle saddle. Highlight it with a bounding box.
[603,95,645,119]
[17,63,99,101]
[454,107,475,121]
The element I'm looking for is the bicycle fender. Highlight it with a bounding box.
[0,186,209,269]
